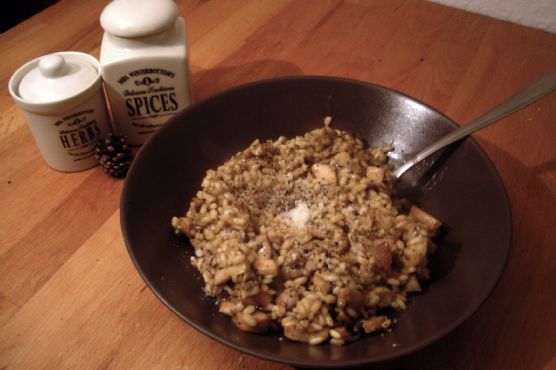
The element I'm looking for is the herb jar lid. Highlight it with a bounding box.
[9,51,103,114]
[18,53,98,104]
[100,0,179,38]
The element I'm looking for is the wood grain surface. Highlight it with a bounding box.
[1,1,555,369]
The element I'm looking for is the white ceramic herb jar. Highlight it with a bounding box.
[8,52,112,172]
[100,0,192,147]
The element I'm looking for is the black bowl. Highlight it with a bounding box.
[121,76,511,368]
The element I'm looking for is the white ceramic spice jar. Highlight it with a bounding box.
[9,52,112,172]
[100,0,192,146]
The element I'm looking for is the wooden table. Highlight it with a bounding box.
[1,1,555,369]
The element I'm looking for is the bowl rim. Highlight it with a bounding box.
[120,75,512,368]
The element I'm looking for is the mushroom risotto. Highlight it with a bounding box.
[172,122,440,346]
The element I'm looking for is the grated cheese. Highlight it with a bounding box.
[285,202,311,228]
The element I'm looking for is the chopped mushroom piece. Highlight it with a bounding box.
[312,163,337,184]
[366,166,385,184]
[409,206,441,234]
[362,316,391,334]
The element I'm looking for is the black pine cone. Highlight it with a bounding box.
[95,133,133,178]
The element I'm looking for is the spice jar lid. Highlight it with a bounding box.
[18,53,98,104]
[100,0,179,38]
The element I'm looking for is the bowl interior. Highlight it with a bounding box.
[121,76,511,368]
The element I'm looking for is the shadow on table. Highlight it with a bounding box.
[190,59,304,102]
[1,0,59,32]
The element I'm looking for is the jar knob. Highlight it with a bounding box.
[39,54,67,78]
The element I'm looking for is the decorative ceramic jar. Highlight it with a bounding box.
[9,52,111,172]
[100,0,192,146]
